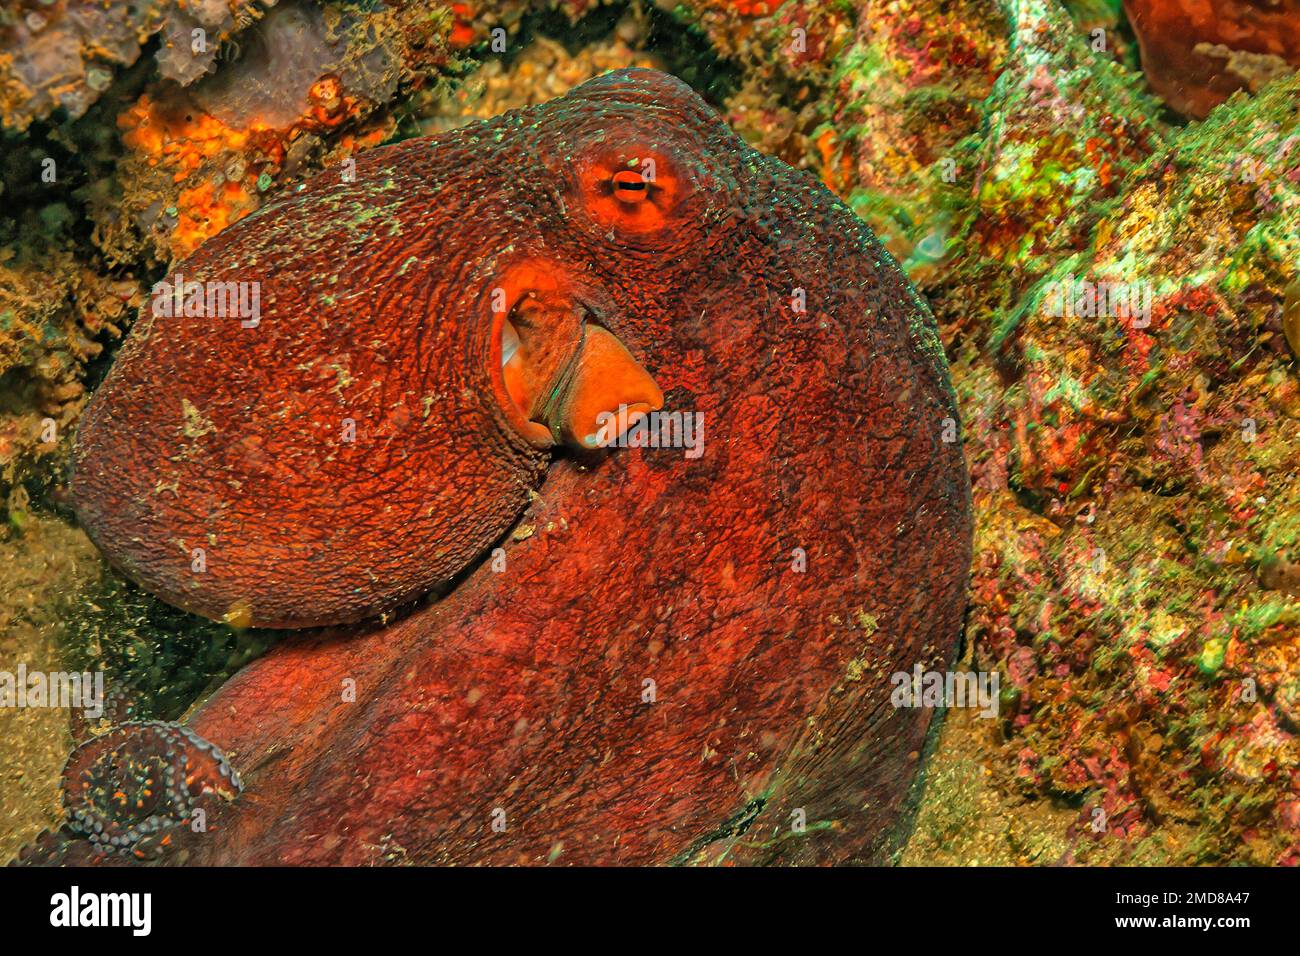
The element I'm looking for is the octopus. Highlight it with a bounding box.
[34,68,971,865]
[61,723,241,856]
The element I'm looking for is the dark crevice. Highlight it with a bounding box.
[669,795,768,864]
[475,1,742,108]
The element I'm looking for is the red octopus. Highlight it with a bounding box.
[39,69,971,866]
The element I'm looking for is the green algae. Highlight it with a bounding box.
[55,568,282,723]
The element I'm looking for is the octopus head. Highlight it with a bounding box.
[484,70,741,452]
[69,71,753,629]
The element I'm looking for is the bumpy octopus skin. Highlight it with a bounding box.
[73,93,558,628]
[57,69,971,865]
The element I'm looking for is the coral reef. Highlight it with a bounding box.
[0,243,134,491]
[0,0,264,130]
[108,0,451,262]
[843,0,1300,863]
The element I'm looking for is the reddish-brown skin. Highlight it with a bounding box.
[1124,0,1300,118]
[59,69,971,865]
[71,96,558,628]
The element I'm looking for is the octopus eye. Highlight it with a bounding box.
[488,263,663,450]
[611,169,650,204]
[575,144,685,235]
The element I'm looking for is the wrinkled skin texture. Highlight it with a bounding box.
[1124,0,1300,118]
[57,70,971,865]
[72,97,555,628]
